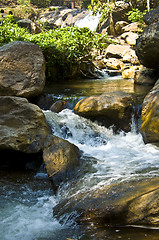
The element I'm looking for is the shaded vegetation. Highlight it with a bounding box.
[0,16,112,79]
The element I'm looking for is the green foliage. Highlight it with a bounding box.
[127,8,148,23]
[30,0,51,8]
[0,17,110,79]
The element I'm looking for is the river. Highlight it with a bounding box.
[0,75,159,240]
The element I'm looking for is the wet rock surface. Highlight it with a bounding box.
[53,177,159,228]
[140,80,159,143]
[74,91,134,131]
[43,135,81,186]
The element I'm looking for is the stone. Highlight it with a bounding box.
[105,58,126,70]
[122,22,141,33]
[106,44,130,59]
[53,177,159,227]
[0,41,46,98]
[43,135,81,186]
[140,80,159,143]
[136,22,159,69]
[74,91,134,131]
[122,66,139,79]
[121,32,139,46]
[0,96,50,153]
[143,6,159,25]
[122,48,139,65]
[17,19,41,34]
[50,100,68,113]
[134,68,159,86]
[114,21,129,35]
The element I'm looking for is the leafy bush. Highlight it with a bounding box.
[0,17,110,79]
[127,8,148,23]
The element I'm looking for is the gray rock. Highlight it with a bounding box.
[136,22,159,69]
[143,6,159,25]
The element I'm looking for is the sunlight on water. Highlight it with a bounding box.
[44,109,159,188]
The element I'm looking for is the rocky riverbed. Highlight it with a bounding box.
[0,4,159,239]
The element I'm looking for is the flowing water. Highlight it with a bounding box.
[0,76,159,240]
[74,12,101,32]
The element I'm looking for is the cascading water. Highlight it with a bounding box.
[1,78,159,240]
[74,12,101,31]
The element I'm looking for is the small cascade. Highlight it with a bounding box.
[75,11,101,31]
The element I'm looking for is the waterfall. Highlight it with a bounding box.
[75,11,102,31]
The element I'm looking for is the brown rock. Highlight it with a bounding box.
[50,100,68,113]
[53,177,159,227]
[74,91,134,131]
[43,135,81,185]
[106,44,130,59]
[140,80,159,143]
[122,66,139,79]
[0,41,46,98]
[0,96,50,153]
[122,22,141,33]
[105,58,126,70]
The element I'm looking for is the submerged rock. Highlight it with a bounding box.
[53,177,159,227]
[50,100,68,113]
[136,22,159,69]
[140,80,159,143]
[0,96,50,153]
[74,91,134,132]
[0,41,46,98]
[43,135,81,186]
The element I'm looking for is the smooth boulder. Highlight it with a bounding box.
[0,96,50,153]
[0,41,46,98]
[136,22,159,69]
[53,177,159,227]
[43,135,81,186]
[140,80,159,143]
[74,91,134,131]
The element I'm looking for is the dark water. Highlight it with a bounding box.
[1,76,159,240]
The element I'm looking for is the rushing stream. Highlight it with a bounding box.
[0,76,159,240]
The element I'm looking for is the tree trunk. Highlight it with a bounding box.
[108,11,115,36]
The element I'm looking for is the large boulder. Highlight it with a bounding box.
[136,22,159,69]
[43,135,81,186]
[134,68,159,86]
[140,80,159,143]
[0,41,46,98]
[0,96,50,153]
[53,177,159,227]
[143,6,159,25]
[74,91,134,131]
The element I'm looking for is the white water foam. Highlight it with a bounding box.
[75,11,101,31]
[44,109,159,187]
